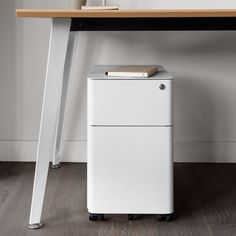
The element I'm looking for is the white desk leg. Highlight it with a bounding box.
[51,32,77,169]
[28,18,71,229]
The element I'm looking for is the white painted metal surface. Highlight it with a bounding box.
[52,32,78,166]
[87,65,173,215]
[29,18,71,225]
[88,66,173,126]
[87,126,173,214]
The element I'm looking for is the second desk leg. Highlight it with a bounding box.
[51,32,78,168]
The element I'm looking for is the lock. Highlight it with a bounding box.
[159,84,166,90]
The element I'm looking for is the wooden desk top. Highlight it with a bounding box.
[16,9,236,18]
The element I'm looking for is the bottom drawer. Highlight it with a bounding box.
[87,126,173,214]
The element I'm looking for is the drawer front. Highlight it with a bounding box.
[87,126,173,213]
[88,80,172,125]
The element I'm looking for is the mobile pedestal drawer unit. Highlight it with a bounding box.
[87,65,173,222]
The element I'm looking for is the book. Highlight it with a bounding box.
[81,6,119,10]
[106,66,158,78]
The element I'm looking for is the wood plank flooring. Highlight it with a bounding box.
[0,162,235,236]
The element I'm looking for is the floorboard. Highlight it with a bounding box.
[0,162,235,236]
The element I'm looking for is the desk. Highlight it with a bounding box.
[16,9,236,229]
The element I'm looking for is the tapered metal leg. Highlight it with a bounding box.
[28,18,71,228]
[51,32,78,168]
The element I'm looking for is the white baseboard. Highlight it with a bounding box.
[174,140,236,163]
[0,141,87,162]
[0,140,236,163]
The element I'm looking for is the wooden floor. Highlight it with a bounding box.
[0,162,236,236]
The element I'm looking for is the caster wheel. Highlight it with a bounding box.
[128,214,135,221]
[157,214,172,222]
[89,213,104,221]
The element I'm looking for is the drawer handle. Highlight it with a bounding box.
[159,84,166,90]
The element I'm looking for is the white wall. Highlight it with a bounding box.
[1,0,236,162]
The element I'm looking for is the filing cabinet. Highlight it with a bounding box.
[87,65,173,221]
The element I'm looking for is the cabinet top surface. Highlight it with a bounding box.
[88,65,173,80]
[16,9,236,18]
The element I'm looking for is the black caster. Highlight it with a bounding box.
[89,213,105,221]
[128,214,135,221]
[156,214,172,222]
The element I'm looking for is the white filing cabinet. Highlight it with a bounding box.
[87,65,173,221]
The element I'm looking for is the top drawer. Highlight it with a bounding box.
[88,79,172,126]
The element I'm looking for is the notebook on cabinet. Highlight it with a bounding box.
[106,65,158,78]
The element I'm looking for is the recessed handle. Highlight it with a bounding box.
[159,84,166,90]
